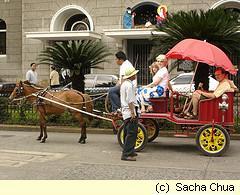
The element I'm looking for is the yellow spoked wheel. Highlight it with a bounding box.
[117,122,148,152]
[142,119,160,142]
[196,124,230,157]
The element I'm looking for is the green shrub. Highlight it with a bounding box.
[0,97,10,122]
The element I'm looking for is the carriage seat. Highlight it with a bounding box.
[149,96,168,113]
[198,92,234,123]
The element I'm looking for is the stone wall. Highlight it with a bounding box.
[0,0,22,82]
[0,0,238,83]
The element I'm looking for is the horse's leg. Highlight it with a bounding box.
[72,112,87,144]
[37,123,43,141]
[36,109,43,141]
[38,108,48,143]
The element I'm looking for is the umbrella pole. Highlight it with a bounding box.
[182,62,199,114]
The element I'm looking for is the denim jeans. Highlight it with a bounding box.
[122,118,138,158]
[108,85,121,112]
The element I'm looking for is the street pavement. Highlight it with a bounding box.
[0,129,240,179]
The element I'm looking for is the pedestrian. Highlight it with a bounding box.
[120,66,139,161]
[108,51,135,113]
[50,66,60,88]
[26,62,38,84]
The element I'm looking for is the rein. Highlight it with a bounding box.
[44,91,107,105]
[12,83,108,105]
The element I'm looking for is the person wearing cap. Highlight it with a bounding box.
[120,66,139,161]
[108,51,135,113]
[26,62,38,84]
[137,54,172,112]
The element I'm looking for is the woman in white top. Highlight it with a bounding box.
[137,54,172,112]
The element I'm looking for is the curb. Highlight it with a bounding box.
[0,124,114,135]
[0,124,240,140]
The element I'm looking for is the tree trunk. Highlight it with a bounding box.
[71,73,85,92]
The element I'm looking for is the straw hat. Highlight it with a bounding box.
[156,54,167,62]
[123,66,139,79]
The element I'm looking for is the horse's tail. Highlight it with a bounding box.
[82,93,94,120]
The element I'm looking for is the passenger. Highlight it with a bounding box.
[137,62,159,113]
[108,51,134,113]
[137,54,172,113]
[149,61,159,77]
[184,67,231,119]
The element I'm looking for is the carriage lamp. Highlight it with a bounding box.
[219,93,229,111]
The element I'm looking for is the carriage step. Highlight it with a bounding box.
[174,134,190,138]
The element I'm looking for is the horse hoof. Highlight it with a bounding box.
[40,140,46,143]
[36,137,41,141]
[79,139,86,144]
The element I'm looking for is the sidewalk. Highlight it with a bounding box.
[0,124,240,140]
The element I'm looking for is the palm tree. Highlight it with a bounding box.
[151,8,240,89]
[38,40,112,92]
[152,8,240,57]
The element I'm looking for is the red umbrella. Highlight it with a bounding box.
[166,39,237,75]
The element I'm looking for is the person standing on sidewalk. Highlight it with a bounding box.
[26,62,38,84]
[50,66,60,88]
[120,66,139,161]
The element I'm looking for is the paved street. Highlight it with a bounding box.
[0,130,240,179]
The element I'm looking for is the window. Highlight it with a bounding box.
[0,19,6,55]
[64,14,90,31]
[171,75,193,84]
[132,3,158,26]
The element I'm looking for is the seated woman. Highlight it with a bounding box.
[137,54,172,113]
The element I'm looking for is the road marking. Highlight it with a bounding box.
[0,150,66,167]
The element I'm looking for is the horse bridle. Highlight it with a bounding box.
[15,82,24,98]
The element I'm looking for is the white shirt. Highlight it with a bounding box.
[119,60,137,86]
[154,66,169,90]
[26,69,38,84]
[120,79,139,120]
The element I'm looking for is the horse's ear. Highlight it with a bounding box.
[20,80,22,84]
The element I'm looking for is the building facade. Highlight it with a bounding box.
[0,0,239,85]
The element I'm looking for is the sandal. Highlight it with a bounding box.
[185,114,198,120]
[177,112,185,118]
[146,106,153,113]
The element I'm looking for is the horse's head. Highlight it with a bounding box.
[9,81,25,102]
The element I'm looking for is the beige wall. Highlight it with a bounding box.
[0,0,22,82]
[0,0,238,83]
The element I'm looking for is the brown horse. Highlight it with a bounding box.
[9,81,93,144]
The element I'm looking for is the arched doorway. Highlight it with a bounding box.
[127,2,159,85]
[50,5,94,32]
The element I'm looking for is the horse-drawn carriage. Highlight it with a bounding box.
[8,39,237,157]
